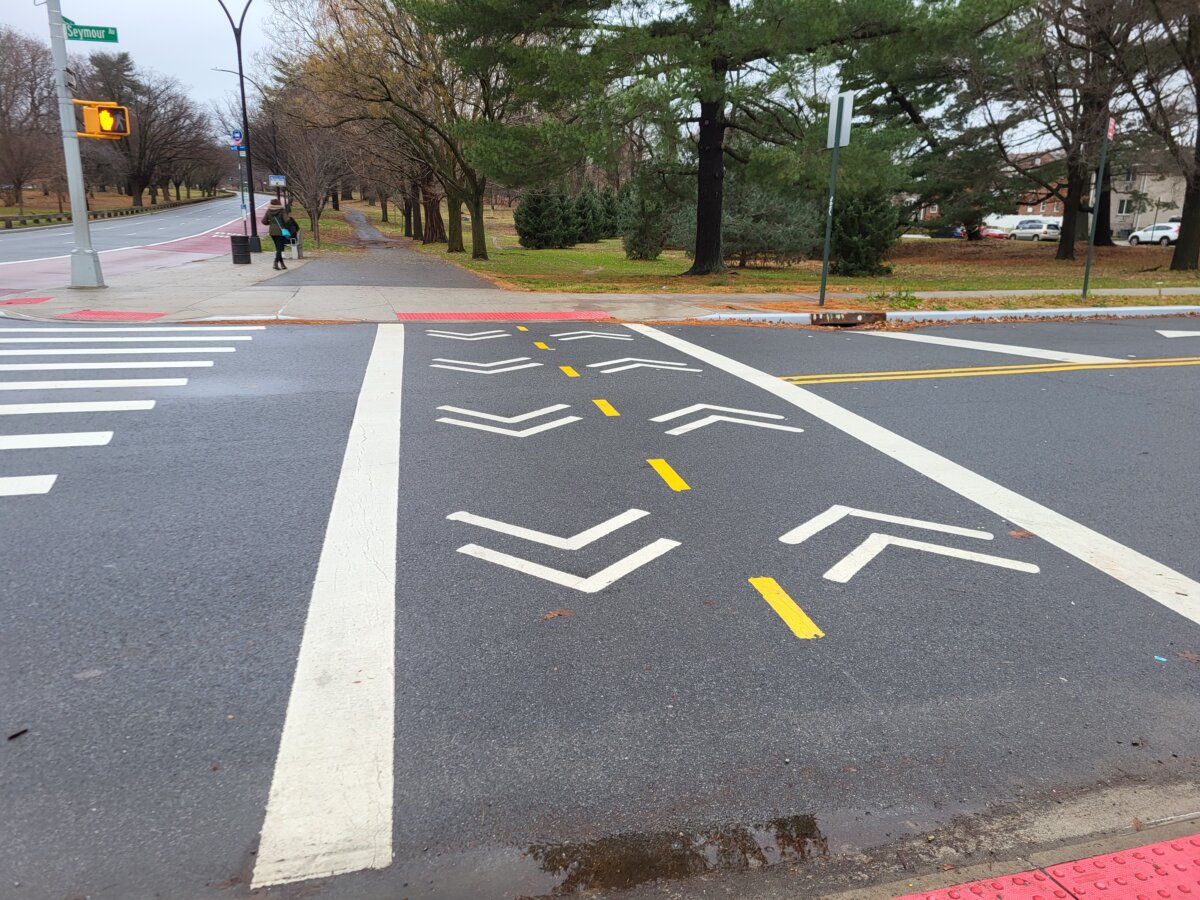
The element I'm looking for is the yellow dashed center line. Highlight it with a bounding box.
[592,399,620,416]
[534,341,550,350]
[749,577,824,639]
[516,326,529,332]
[560,365,580,378]
[781,356,1200,385]
[647,458,690,491]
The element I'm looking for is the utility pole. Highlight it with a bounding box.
[217,0,261,252]
[45,0,105,288]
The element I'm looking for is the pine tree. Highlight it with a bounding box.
[600,186,621,239]
[515,189,567,249]
[574,189,605,243]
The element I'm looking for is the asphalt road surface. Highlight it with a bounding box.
[0,195,249,264]
[1,317,1199,899]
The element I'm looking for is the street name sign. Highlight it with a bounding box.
[62,17,118,43]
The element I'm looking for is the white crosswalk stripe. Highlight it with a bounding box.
[0,327,258,501]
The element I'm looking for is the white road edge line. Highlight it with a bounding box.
[0,336,253,343]
[252,324,402,889]
[0,432,113,450]
[0,362,212,372]
[0,326,265,333]
[857,330,1120,363]
[0,347,236,356]
[0,475,57,496]
[629,324,1200,626]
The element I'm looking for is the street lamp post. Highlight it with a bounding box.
[216,0,261,252]
[212,68,282,199]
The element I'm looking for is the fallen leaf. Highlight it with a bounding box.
[1133,817,1143,832]
[940,864,957,872]
[543,609,575,620]
[703,600,717,608]
[1008,529,1035,539]
[1177,650,1200,668]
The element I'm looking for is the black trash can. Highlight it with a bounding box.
[230,234,252,265]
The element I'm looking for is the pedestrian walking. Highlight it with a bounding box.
[262,198,290,270]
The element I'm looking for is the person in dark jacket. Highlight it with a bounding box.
[261,198,288,270]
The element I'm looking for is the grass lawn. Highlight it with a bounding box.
[340,200,1200,300]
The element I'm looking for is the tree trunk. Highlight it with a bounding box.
[1171,175,1200,271]
[130,182,145,207]
[1170,129,1200,271]
[186,184,192,199]
[468,193,489,260]
[341,186,354,201]
[411,189,424,241]
[686,95,728,275]
[424,196,446,243]
[403,199,412,237]
[1056,162,1087,260]
[446,196,465,253]
[380,194,389,223]
[1095,163,1114,247]
[330,190,340,211]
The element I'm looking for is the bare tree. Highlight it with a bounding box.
[0,27,57,213]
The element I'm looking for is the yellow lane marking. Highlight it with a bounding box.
[647,458,690,491]
[560,365,580,378]
[534,341,550,350]
[593,399,620,416]
[516,326,529,332]
[782,357,1200,385]
[749,577,824,639]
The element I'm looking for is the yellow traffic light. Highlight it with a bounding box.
[75,101,130,140]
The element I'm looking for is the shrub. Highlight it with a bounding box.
[514,188,575,249]
[573,188,605,244]
[830,192,900,276]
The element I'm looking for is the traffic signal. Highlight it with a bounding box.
[76,102,130,140]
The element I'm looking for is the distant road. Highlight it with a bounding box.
[0,195,250,265]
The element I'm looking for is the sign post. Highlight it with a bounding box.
[819,89,854,307]
[1081,117,1115,301]
[46,0,104,288]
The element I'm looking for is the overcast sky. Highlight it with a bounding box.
[4,0,277,116]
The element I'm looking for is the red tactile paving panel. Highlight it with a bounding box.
[54,310,166,321]
[892,868,1069,900]
[0,297,51,305]
[1046,835,1200,899]
[395,310,611,321]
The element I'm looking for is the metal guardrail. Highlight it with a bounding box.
[0,193,233,229]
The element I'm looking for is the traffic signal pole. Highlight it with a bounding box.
[45,0,105,289]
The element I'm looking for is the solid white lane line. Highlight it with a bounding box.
[0,431,113,450]
[0,379,187,391]
[0,326,264,333]
[252,324,403,889]
[0,475,57,496]
[857,331,1119,363]
[631,324,1200,626]
[0,361,212,371]
[0,401,155,415]
[0,336,252,343]
[0,347,236,356]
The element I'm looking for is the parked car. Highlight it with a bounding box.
[980,225,1009,239]
[1010,219,1061,241]
[1128,222,1181,246]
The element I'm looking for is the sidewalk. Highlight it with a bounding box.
[2,250,1199,323]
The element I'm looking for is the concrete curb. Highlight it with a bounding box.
[699,305,1200,325]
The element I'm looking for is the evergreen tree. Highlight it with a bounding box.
[574,189,605,243]
[830,192,900,276]
[600,186,621,238]
[515,188,572,249]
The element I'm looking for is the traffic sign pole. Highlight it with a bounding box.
[1082,118,1115,301]
[46,0,104,289]
[818,91,853,307]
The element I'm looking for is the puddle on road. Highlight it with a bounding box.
[525,815,827,894]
